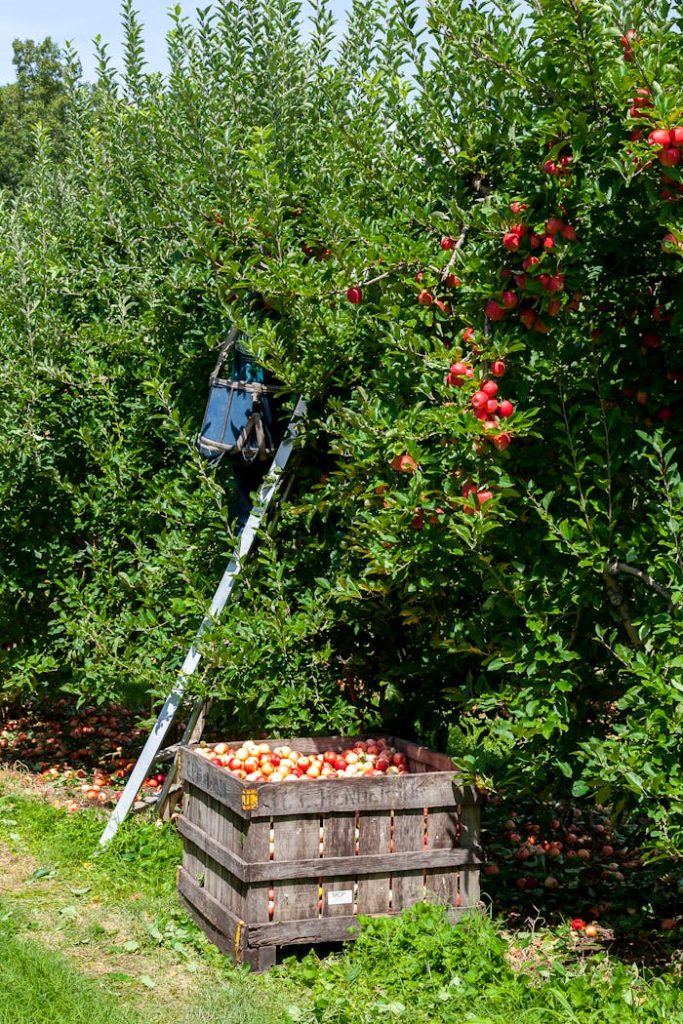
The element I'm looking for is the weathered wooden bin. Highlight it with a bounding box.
[177,736,482,971]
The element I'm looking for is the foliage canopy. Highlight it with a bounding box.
[1,0,683,855]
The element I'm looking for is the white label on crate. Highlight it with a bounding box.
[327,889,353,906]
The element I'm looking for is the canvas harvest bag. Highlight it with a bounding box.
[197,328,282,464]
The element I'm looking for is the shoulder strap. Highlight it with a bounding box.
[209,327,239,383]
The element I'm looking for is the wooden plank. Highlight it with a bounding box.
[272,814,320,922]
[247,905,472,947]
[178,815,480,882]
[242,817,271,924]
[392,809,426,909]
[177,867,245,960]
[180,782,202,882]
[181,749,475,815]
[158,698,211,819]
[459,804,481,908]
[248,914,361,947]
[356,810,391,914]
[395,739,457,772]
[179,891,235,958]
[424,806,459,906]
[178,816,247,882]
[215,801,247,919]
[321,812,356,918]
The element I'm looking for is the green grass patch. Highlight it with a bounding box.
[0,931,141,1024]
[284,904,683,1024]
[1,782,682,1024]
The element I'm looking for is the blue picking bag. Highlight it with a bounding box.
[197,328,282,465]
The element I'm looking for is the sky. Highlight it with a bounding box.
[0,0,353,84]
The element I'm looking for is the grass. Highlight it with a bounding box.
[284,906,683,1023]
[1,769,682,1024]
[0,932,140,1024]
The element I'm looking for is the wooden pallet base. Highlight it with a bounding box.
[178,866,476,972]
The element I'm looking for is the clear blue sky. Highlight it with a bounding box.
[0,1,353,84]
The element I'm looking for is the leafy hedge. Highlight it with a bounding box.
[1,0,683,854]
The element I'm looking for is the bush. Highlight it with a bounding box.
[1,0,683,854]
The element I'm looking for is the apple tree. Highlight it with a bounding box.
[0,0,682,855]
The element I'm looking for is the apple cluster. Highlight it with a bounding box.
[627,88,683,203]
[491,201,580,334]
[197,737,410,782]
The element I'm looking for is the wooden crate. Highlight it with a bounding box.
[176,735,482,971]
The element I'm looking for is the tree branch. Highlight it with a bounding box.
[605,560,673,609]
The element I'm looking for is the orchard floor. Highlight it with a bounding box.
[1,699,682,1024]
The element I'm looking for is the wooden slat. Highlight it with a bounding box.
[181,782,202,882]
[395,739,457,771]
[178,815,481,882]
[392,809,426,909]
[247,906,473,947]
[459,804,481,908]
[321,812,356,918]
[181,749,476,816]
[273,814,320,922]
[177,867,244,958]
[242,817,271,923]
[424,806,459,906]
[356,810,391,914]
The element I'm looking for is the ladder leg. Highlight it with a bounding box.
[156,697,211,819]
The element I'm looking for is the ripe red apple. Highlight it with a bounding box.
[658,146,680,167]
[546,217,563,235]
[390,453,418,473]
[498,400,514,418]
[484,863,500,876]
[346,286,363,304]
[445,274,462,288]
[418,289,434,306]
[543,160,557,175]
[543,235,555,251]
[477,490,493,506]
[491,360,506,377]
[510,201,528,214]
[493,432,511,451]
[648,129,672,146]
[501,290,517,309]
[670,127,683,145]
[502,232,521,251]
[486,299,506,321]
[471,391,489,411]
[482,380,499,397]
[440,235,456,250]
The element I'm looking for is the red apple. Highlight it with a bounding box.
[346,286,363,304]
[658,146,681,167]
[648,129,672,146]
